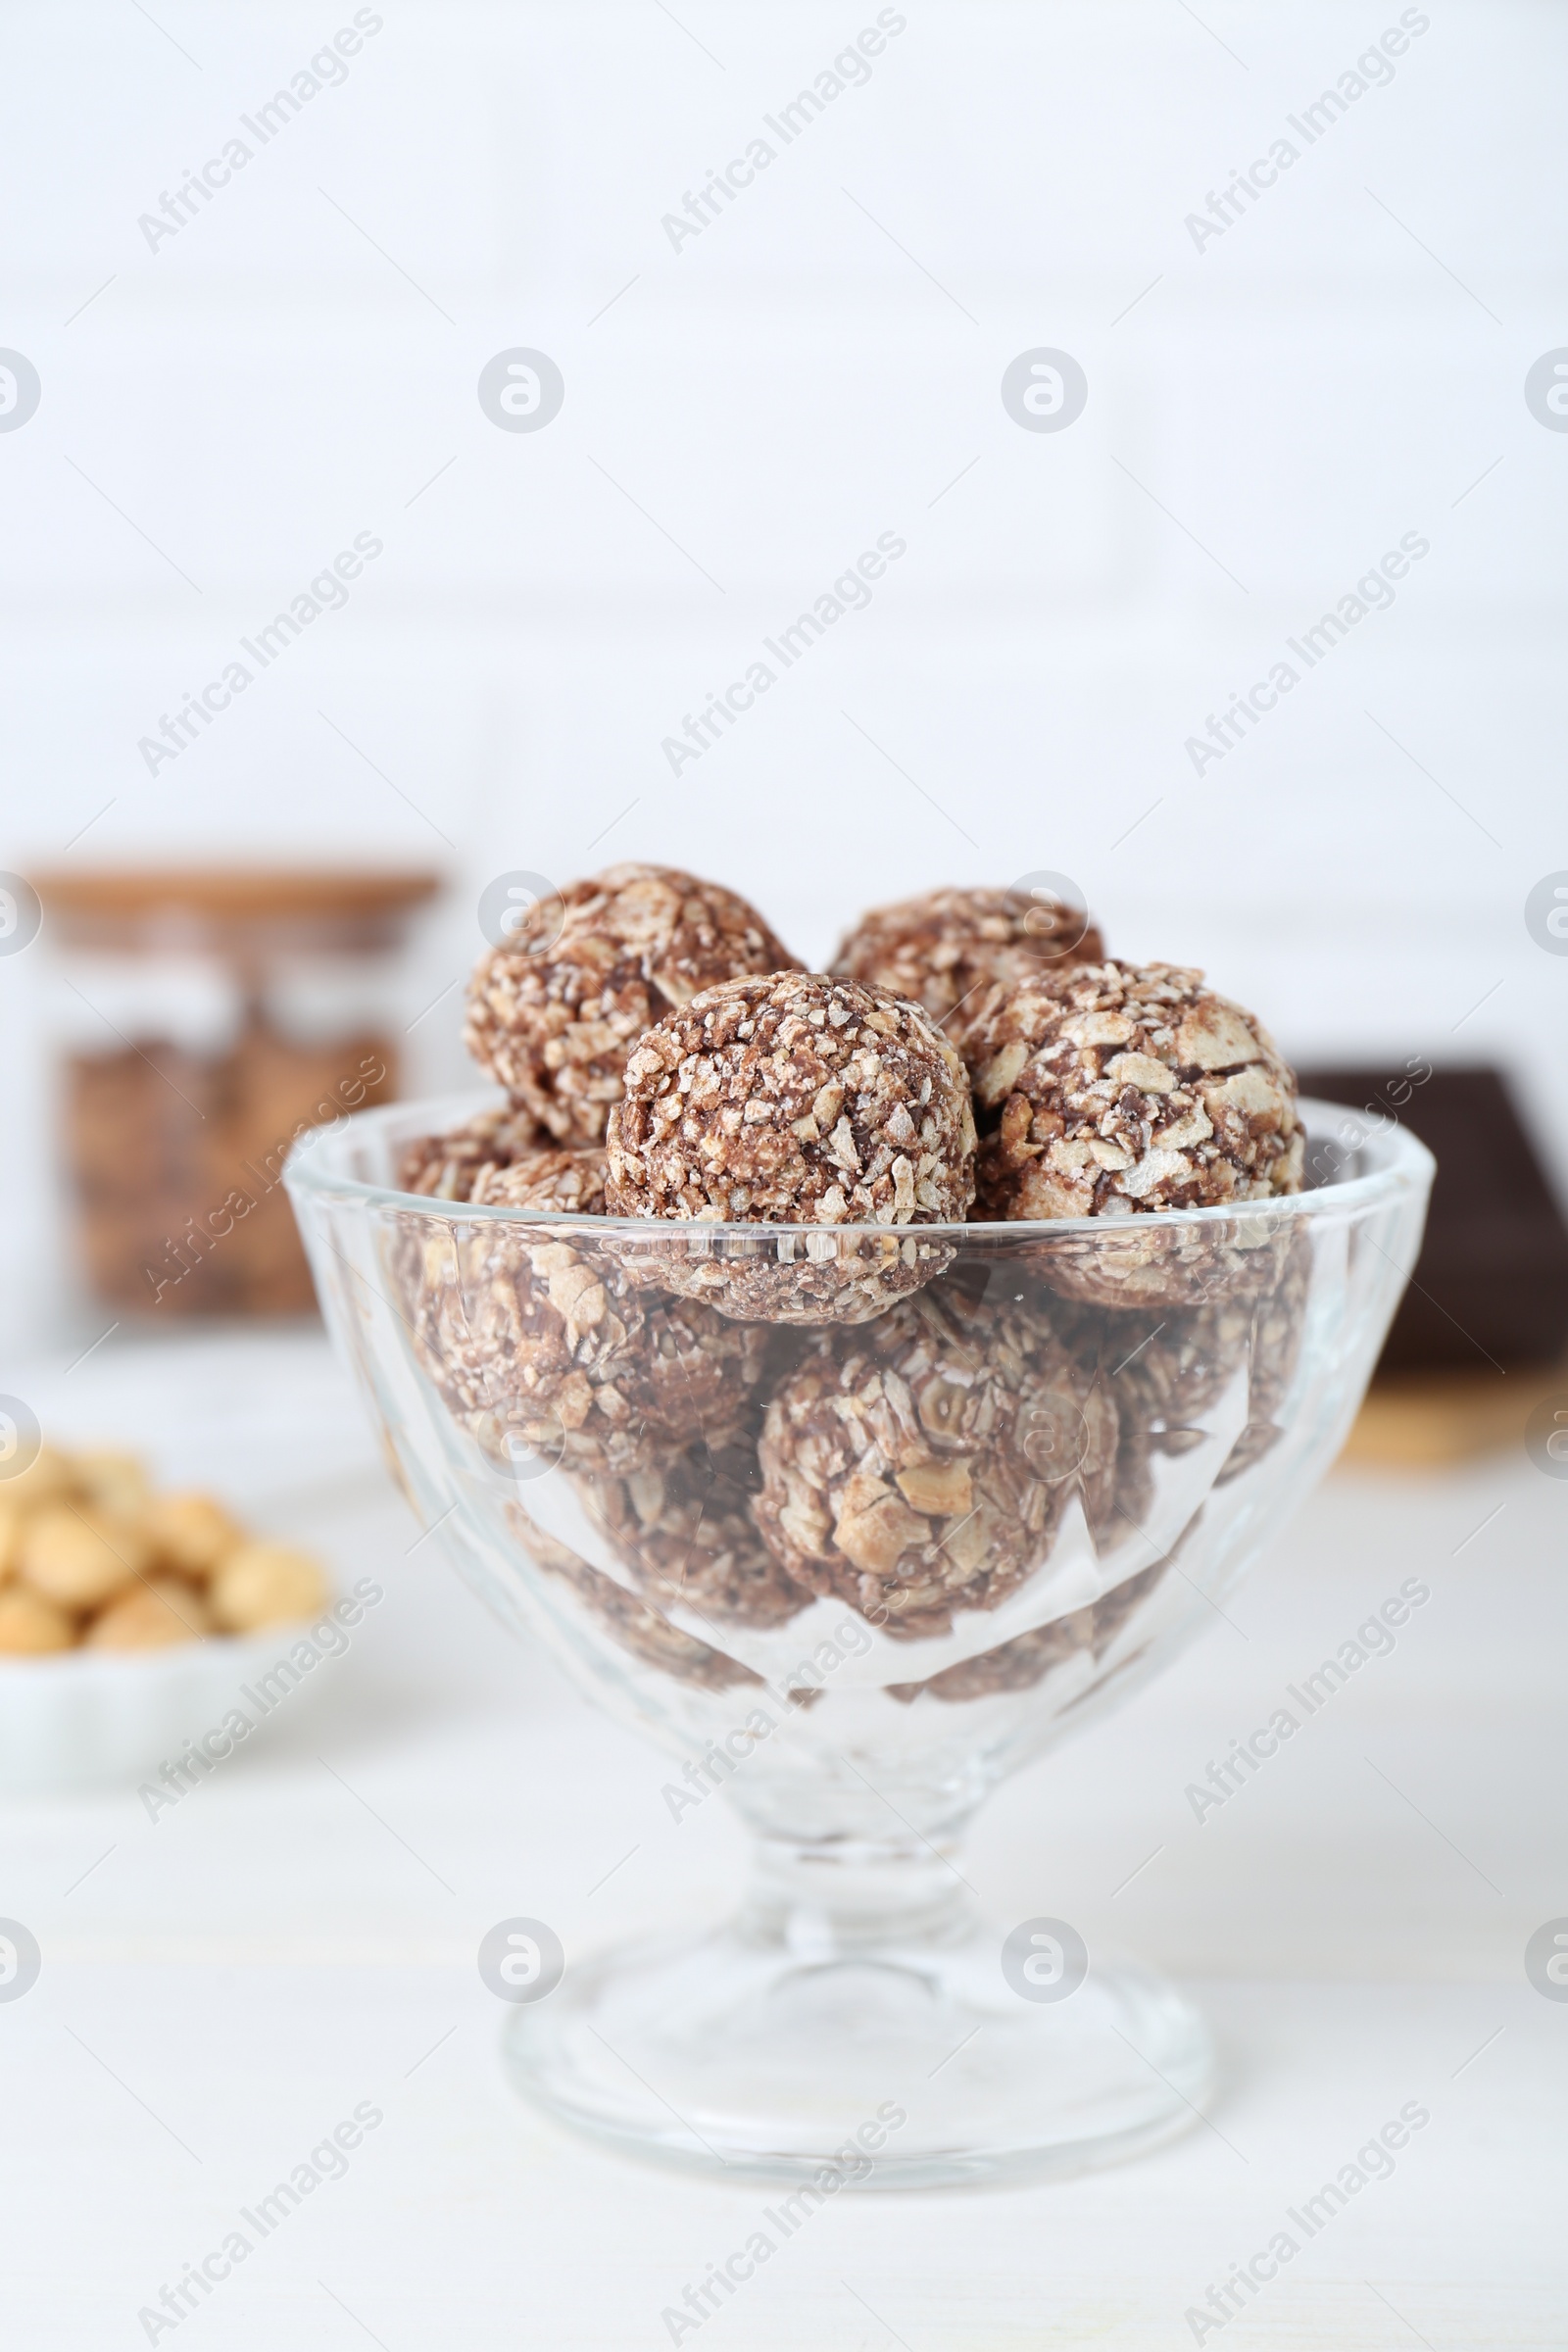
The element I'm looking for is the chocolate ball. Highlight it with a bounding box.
[832,885,1104,1030]
[966,959,1304,1307]
[471,1146,609,1216]
[604,971,976,1324]
[969,959,1303,1218]
[1055,1226,1314,1517]
[751,1280,1117,1638]
[396,1102,544,1200]
[465,863,799,1144]
[1059,1292,1251,1530]
[1215,1227,1313,1484]
[397,1215,766,1479]
[576,1439,812,1629]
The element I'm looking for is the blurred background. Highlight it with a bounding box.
[1,0,1565,1367]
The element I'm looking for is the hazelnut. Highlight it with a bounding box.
[74,1448,152,1522]
[145,1491,244,1579]
[85,1578,212,1651]
[20,1507,152,1609]
[210,1543,329,1633]
[2,1443,75,1513]
[0,1586,74,1656]
[0,1499,24,1583]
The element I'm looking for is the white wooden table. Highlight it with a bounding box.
[2,1332,1563,2347]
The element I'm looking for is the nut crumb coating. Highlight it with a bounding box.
[396,1102,544,1200]
[578,1441,813,1627]
[608,1224,962,1328]
[395,1215,766,1479]
[470,1145,609,1216]
[610,971,975,1224]
[605,971,976,1323]
[1054,1224,1313,1517]
[1214,1226,1313,1484]
[968,959,1304,1220]
[752,1280,1116,1638]
[833,885,1104,1029]
[966,959,1303,1308]
[465,863,800,1143]
[1057,1289,1253,1527]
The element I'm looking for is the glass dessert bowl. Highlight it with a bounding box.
[287,1093,1432,2188]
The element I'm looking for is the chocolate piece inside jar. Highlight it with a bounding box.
[34,867,436,1317]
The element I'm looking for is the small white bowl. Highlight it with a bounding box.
[0,1626,332,1794]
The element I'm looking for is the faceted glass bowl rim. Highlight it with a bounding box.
[284,1090,1435,1236]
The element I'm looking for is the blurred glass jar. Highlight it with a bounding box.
[31,868,439,1317]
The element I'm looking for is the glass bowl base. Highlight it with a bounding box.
[501,1918,1215,2189]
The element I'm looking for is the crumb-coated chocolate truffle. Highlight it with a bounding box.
[397,1102,543,1200]
[1056,1226,1313,1516]
[752,1281,1116,1638]
[509,1503,764,1690]
[609,972,976,1225]
[1215,1227,1312,1485]
[576,1441,812,1628]
[470,1145,609,1216]
[1063,1292,1251,1528]
[1030,1215,1293,1315]
[887,1559,1166,1703]
[832,885,1104,1029]
[1083,1236,1310,1500]
[464,864,800,1144]
[604,971,977,1324]
[969,960,1303,1220]
[397,1217,766,1478]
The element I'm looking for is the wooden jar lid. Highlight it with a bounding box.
[29,868,442,955]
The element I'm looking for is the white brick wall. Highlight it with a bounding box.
[3,0,1566,1341]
